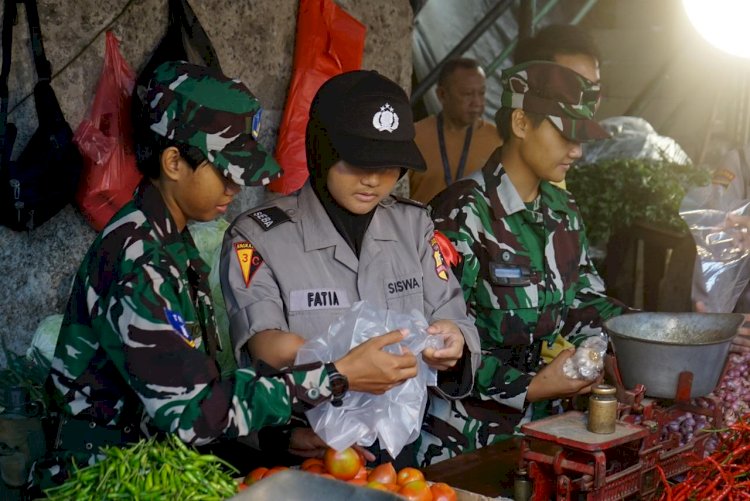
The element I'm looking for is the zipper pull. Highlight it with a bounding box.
[10,179,20,199]
[14,201,24,224]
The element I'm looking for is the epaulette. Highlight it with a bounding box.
[392,195,426,209]
[247,207,291,231]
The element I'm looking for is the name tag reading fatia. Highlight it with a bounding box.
[290,289,351,311]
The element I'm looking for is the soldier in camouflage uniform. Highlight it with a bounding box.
[420,62,628,465]
[34,61,408,489]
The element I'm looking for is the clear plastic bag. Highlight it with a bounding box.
[680,185,750,312]
[294,301,440,458]
[562,334,608,381]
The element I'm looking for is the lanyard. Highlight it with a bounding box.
[437,113,474,186]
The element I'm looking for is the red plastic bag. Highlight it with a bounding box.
[268,0,366,194]
[74,31,141,231]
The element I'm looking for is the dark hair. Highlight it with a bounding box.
[305,116,340,175]
[513,25,601,64]
[437,57,483,88]
[494,107,545,143]
[134,128,206,179]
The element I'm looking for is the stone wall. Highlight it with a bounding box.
[0,0,414,366]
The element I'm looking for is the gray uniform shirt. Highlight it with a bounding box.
[220,183,480,399]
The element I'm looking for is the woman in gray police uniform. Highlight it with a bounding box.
[220,70,480,466]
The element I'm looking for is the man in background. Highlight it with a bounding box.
[409,58,501,204]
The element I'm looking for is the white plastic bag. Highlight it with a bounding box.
[295,300,440,458]
[28,314,63,366]
[562,333,608,381]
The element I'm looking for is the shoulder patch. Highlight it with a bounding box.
[392,195,426,209]
[234,241,264,287]
[712,167,736,187]
[248,207,291,230]
[164,308,196,348]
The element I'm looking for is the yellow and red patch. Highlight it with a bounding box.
[234,241,264,287]
[430,234,449,281]
[712,167,736,187]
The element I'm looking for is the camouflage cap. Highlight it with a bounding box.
[146,61,282,186]
[498,61,609,142]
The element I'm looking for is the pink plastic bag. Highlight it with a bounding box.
[74,31,141,231]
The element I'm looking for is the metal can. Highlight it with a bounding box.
[513,467,532,501]
[587,384,618,434]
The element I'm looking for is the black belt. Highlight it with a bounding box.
[54,415,141,453]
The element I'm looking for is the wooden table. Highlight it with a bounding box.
[421,439,521,498]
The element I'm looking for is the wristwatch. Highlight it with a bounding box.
[324,362,349,407]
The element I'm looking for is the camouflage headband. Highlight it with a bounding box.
[499,61,609,142]
[146,61,282,186]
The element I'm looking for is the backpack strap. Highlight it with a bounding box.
[0,0,53,172]
[177,0,221,70]
[0,1,15,161]
[23,0,53,81]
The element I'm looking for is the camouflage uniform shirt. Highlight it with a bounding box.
[421,149,626,464]
[48,182,333,449]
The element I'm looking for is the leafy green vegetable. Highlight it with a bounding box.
[566,159,711,247]
[0,337,50,413]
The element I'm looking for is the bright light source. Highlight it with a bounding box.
[682,0,750,58]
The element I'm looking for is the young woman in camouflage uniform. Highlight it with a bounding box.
[35,61,411,489]
[423,61,629,465]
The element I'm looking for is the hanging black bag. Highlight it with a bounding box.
[0,0,83,231]
[131,0,223,140]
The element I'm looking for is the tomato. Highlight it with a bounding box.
[304,463,326,474]
[301,458,325,471]
[399,480,434,501]
[237,482,248,491]
[243,466,268,485]
[366,481,390,491]
[264,465,288,478]
[347,478,368,486]
[323,447,363,481]
[353,465,369,481]
[430,482,458,501]
[397,467,425,486]
[368,462,397,484]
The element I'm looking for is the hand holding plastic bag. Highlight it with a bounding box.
[680,185,750,312]
[295,301,441,458]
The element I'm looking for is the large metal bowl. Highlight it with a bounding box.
[604,312,743,398]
